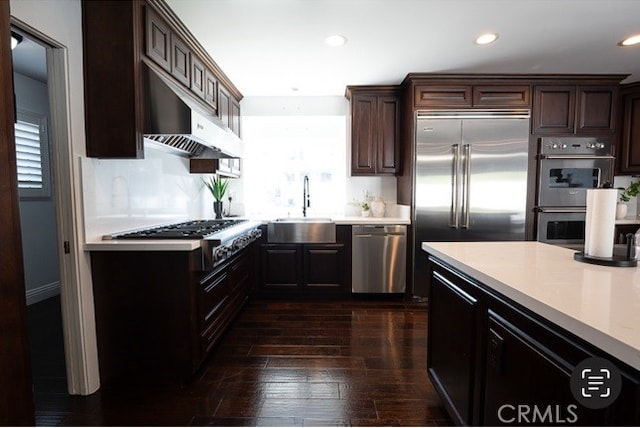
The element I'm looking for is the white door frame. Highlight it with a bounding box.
[11,18,100,396]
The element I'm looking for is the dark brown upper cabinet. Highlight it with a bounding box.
[532,84,619,135]
[617,83,640,174]
[169,33,190,87]
[413,83,530,109]
[346,86,400,176]
[82,0,242,158]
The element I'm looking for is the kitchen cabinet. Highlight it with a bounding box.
[428,268,481,425]
[82,0,242,158]
[346,86,400,175]
[89,244,255,385]
[616,82,640,174]
[189,157,241,177]
[261,243,347,294]
[426,255,640,426]
[614,224,639,244]
[260,225,351,296]
[532,84,619,135]
[218,84,241,136]
[413,83,530,109]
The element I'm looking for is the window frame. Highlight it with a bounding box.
[15,109,51,200]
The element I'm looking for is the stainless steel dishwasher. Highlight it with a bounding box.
[352,225,407,293]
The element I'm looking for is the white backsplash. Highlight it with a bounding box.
[81,144,211,241]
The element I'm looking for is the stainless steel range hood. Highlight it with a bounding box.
[143,65,241,158]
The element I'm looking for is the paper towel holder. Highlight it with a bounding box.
[574,253,637,267]
[574,236,637,267]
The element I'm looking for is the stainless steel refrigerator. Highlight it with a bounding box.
[413,110,530,296]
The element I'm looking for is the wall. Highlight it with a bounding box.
[14,72,60,303]
[81,147,209,241]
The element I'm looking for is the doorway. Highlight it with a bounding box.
[11,27,68,401]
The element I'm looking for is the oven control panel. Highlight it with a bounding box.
[540,137,612,156]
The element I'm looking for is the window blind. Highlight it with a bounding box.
[15,119,44,189]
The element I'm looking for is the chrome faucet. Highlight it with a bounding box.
[303,175,310,217]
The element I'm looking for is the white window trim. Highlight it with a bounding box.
[15,109,51,199]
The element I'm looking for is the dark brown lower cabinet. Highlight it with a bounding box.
[428,270,479,425]
[426,256,640,426]
[90,245,254,385]
[260,243,347,296]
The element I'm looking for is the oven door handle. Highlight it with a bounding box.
[539,155,615,160]
[537,207,587,213]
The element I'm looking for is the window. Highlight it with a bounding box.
[15,110,51,199]
[242,115,346,217]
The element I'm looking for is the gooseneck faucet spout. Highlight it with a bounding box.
[303,175,310,217]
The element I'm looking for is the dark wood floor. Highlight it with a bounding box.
[28,296,452,426]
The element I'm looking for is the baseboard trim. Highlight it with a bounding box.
[26,281,60,305]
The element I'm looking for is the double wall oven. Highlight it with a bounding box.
[536,137,614,248]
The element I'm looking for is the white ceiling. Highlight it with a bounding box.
[166,0,640,97]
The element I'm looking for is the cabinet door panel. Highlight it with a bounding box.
[261,245,301,288]
[377,96,399,173]
[483,312,604,426]
[304,245,345,290]
[145,8,171,72]
[351,95,377,174]
[414,85,472,108]
[532,86,575,134]
[473,85,530,107]
[428,270,478,425]
[190,55,206,99]
[576,86,616,133]
[618,92,640,173]
[204,70,218,111]
[218,85,231,128]
[230,98,241,137]
[170,34,190,87]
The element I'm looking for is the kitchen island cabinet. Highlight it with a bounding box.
[422,241,640,426]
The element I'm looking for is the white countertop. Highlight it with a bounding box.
[616,216,640,225]
[421,241,640,371]
[85,216,411,251]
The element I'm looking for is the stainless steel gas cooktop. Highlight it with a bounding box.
[107,219,245,240]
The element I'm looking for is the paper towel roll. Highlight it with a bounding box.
[584,188,617,258]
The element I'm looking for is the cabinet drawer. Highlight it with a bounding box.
[472,85,530,107]
[414,85,472,108]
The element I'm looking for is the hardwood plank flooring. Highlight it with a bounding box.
[29,296,452,426]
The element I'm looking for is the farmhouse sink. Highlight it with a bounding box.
[267,218,336,243]
[272,217,333,223]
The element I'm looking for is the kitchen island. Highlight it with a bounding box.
[421,241,640,426]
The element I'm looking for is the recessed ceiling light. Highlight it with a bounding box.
[324,34,347,47]
[619,34,640,46]
[475,33,499,45]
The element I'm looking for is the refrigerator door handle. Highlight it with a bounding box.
[461,144,471,228]
[450,144,460,228]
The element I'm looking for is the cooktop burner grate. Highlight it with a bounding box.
[112,219,246,239]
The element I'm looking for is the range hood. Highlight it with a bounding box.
[143,65,241,158]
